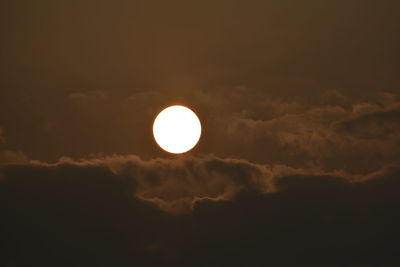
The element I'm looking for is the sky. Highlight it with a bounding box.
[1,0,400,266]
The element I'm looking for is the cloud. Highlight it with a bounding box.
[335,108,400,139]
[1,89,399,176]
[1,154,400,266]
[0,152,390,214]
[0,152,363,215]
[209,91,400,174]
[1,80,399,170]
[188,165,400,266]
[112,155,274,213]
[9,155,275,213]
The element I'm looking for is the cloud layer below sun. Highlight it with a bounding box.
[1,153,400,266]
[1,152,396,214]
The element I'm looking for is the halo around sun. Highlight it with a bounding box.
[152,105,201,154]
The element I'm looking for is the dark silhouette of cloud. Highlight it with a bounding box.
[5,155,276,213]
[1,156,399,266]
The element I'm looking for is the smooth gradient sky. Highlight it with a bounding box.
[1,1,400,266]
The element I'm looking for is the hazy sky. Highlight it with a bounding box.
[1,1,400,266]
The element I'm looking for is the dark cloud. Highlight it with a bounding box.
[1,156,399,266]
[7,155,276,213]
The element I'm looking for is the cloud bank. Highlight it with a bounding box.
[1,155,399,266]
[1,150,395,214]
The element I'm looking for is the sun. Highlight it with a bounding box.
[153,105,201,154]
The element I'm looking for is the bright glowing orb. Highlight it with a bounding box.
[153,105,201,154]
